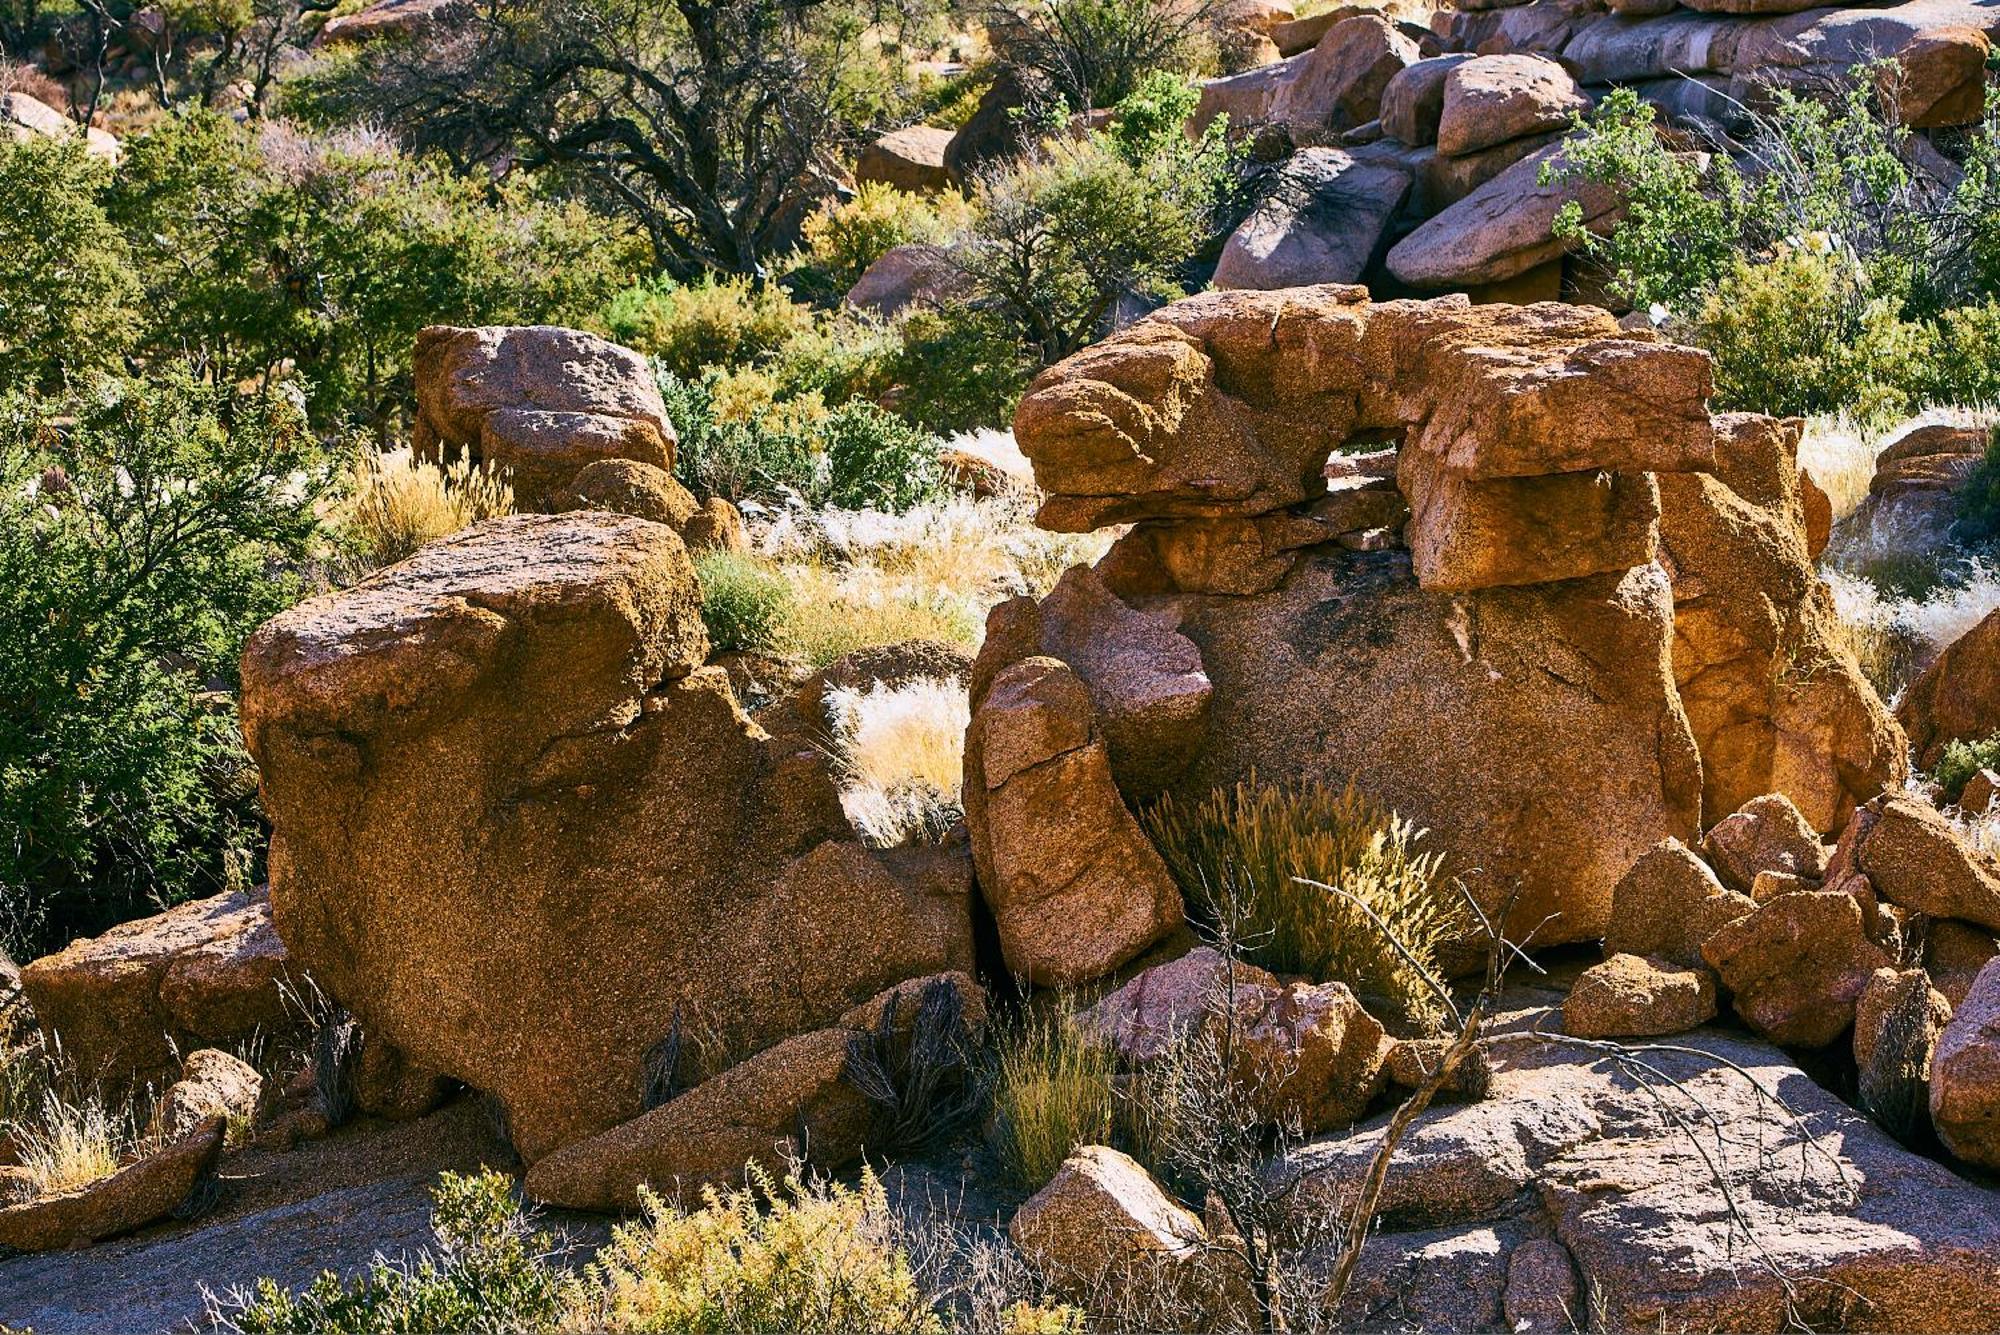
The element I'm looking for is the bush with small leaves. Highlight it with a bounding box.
[695,552,794,655]
[1935,732,2000,804]
[602,274,817,382]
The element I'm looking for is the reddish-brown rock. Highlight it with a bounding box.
[1701,792,1830,893]
[1856,793,2000,930]
[1602,839,1754,968]
[1701,890,1891,1047]
[854,126,955,193]
[1434,54,1588,158]
[1898,606,2000,770]
[1564,953,1717,1038]
[0,1120,222,1252]
[1932,958,2000,1167]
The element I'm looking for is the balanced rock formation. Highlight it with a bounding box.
[412,325,675,512]
[242,513,972,1162]
[1003,285,1896,949]
[21,887,297,1085]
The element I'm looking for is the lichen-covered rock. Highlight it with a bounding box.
[1602,839,1755,968]
[412,325,674,510]
[242,514,971,1161]
[1212,979,1387,1131]
[1701,890,1890,1047]
[1503,1237,1581,1335]
[21,887,296,1086]
[1564,953,1717,1038]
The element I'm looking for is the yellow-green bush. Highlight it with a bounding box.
[799,182,968,294]
[1142,780,1467,1031]
[583,1166,942,1334]
[600,274,816,382]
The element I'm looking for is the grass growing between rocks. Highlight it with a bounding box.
[336,447,515,575]
[1143,780,1467,1032]
[825,677,970,847]
[15,1087,133,1194]
[989,1009,1116,1193]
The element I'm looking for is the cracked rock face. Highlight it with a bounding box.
[1270,993,2000,1334]
[242,513,972,1162]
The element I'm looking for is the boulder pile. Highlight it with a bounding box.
[980,284,1898,952]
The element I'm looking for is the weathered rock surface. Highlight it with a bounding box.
[1701,889,1890,1047]
[1603,838,1754,967]
[1214,978,1387,1131]
[854,125,955,193]
[1434,54,1588,157]
[1379,53,1474,145]
[242,513,971,1162]
[1009,1145,1250,1326]
[1384,1036,1493,1102]
[1929,919,2000,1008]
[1853,966,1951,1140]
[553,458,694,526]
[1272,994,2000,1332]
[1842,420,1988,558]
[1854,793,2000,930]
[21,887,296,1085]
[844,243,971,318]
[1213,147,1411,289]
[1564,952,1716,1038]
[1932,958,2000,1167]
[411,325,674,511]
[1899,605,2000,770]
[318,0,462,43]
[1660,416,1905,832]
[1386,144,1623,288]
[962,655,1185,985]
[1271,14,1421,132]
[0,1120,222,1253]
[1074,946,1278,1064]
[1701,792,1829,892]
[525,973,982,1209]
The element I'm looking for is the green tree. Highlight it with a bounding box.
[0,368,331,956]
[0,136,139,397]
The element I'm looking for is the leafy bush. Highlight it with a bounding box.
[695,552,794,655]
[0,369,331,957]
[0,136,139,396]
[1690,247,1928,424]
[996,0,1224,112]
[208,1170,577,1334]
[887,303,1036,434]
[1935,732,2000,803]
[1142,780,1467,1030]
[989,1008,1116,1190]
[582,1166,943,1335]
[602,274,818,382]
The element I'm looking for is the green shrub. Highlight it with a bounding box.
[888,303,1035,434]
[208,1170,576,1334]
[989,1007,1116,1191]
[1919,302,2000,412]
[1691,249,1927,425]
[695,552,793,654]
[0,136,139,396]
[1141,780,1468,1031]
[602,274,817,382]
[583,1166,943,1334]
[1934,732,2000,803]
[819,402,948,512]
[0,369,330,957]
[796,183,966,299]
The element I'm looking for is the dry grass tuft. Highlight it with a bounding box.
[989,1008,1116,1192]
[16,1088,132,1194]
[338,447,514,573]
[1143,779,1468,1032]
[1799,405,1998,526]
[825,677,969,847]
[1824,562,2000,703]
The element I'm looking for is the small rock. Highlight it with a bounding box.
[1384,1036,1491,1102]
[1702,793,1830,893]
[1564,953,1718,1039]
[844,243,971,318]
[1962,769,2000,815]
[1750,870,1811,903]
[854,125,954,194]
[1212,979,1387,1131]
[1603,840,1754,969]
[1074,947,1279,1065]
[1854,967,1951,1141]
[1898,604,2000,768]
[1009,1145,1251,1327]
[1378,54,1474,146]
[1702,891,1891,1047]
[555,458,697,526]
[1929,920,2000,1009]
[150,1050,261,1143]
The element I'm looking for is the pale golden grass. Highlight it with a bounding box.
[825,677,969,847]
[776,560,986,666]
[338,447,514,573]
[1824,563,2000,703]
[1800,405,1999,525]
[16,1088,133,1194]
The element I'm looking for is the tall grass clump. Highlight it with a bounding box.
[695,551,794,654]
[340,447,513,572]
[989,1008,1116,1191]
[582,1166,942,1335]
[1142,779,1467,1030]
[16,1087,132,1194]
[825,677,969,847]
